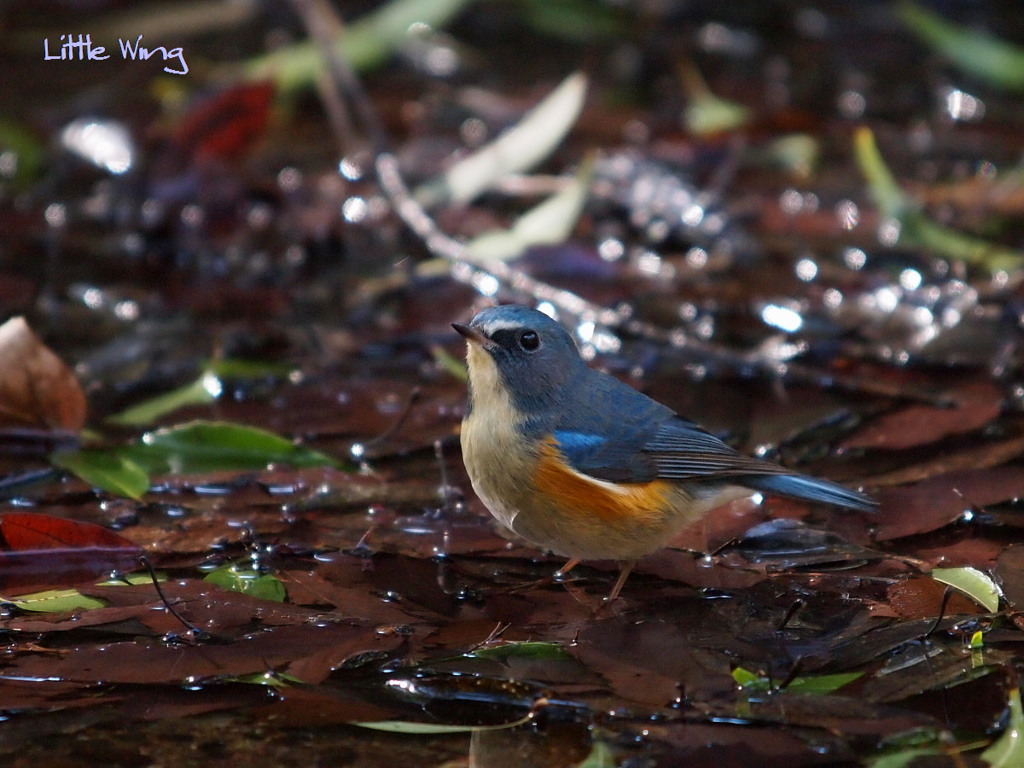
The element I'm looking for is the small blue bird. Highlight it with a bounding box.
[453,304,875,602]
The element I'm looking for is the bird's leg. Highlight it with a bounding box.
[498,557,581,595]
[604,560,637,604]
[554,558,580,581]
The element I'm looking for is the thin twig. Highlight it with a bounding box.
[139,555,211,642]
[375,153,950,406]
[287,0,387,156]
[287,2,950,408]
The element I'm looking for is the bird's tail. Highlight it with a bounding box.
[743,473,876,512]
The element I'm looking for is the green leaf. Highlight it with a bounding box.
[681,64,750,136]
[53,420,340,499]
[5,588,107,613]
[126,420,340,474]
[51,449,151,500]
[518,0,621,42]
[854,127,1024,271]
[208,359,295,379]
[108,360,296,427]
[229,670,303,689]
[732,666,862,694]
[732,667,761,687]
[470,642,569,662]
[0,119,45,190]
[903,215,1024,272]
[759,134,820,178]
[866,747,941,768]
[243,0,473,92]
[466,154,595,262]
[853,125,909,220]
[353,708,535,734]
[898,3,1024,92]
[3,573,161,613]
[576,740,616,768]
[983,688,1024,767]
[419,71,588,205]
[931,566,1001,613]
[785,671,864,695]
[867,729,988,768]
[430,345,467,382]
[107,372,219,427]
[354,721,485,734]
[203,563,287,602]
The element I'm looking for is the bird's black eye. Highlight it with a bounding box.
[518,330,540,351]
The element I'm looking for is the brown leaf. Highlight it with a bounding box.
[1,623,389,685]
[996,544,1024,610]
[863,432,1024,488]
[842,379,1001,451]
[874,466,1024,541]
[0,316,86,431]
[0,512,143,592]
[885,576,980,620]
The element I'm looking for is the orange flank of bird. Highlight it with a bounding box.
[533,439,673,526]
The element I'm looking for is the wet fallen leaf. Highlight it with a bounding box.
[874,466,1024,541]
[931,566,1001,613]
[843,379,1002,451]
[855,126,1024,271]
[1,623,390,685]
[2,573,157,613]
[171,82,275,162]
[107,359,294,427]
[51,449,150,500]
[733,666,863,694]
[203,562,287,602]
[0,512,143,591]
[52,420,342,498]
[466,154,595,262]
[0,316,86,431]
[681,62,751,135]
[106,371,219,427]
[576,741,616,768]
[4,586,106,612]
[420,71,588,205]
[899,2,1024,92]
[470,641,569,662]
[883,576,983,620]
[863,432,1024,488]
[242,0,473,91]
[132,420,341,473]
[995,545,1024,610]
[0,119,45,191]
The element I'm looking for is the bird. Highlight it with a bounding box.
[452,304,875,603]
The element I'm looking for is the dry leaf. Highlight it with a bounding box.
[0,316,86,431]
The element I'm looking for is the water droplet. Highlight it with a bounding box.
[837,90,866,119]
[835,199,859,230]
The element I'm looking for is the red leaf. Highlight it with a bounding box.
[172,82,276,162]
[1,513,139,550]
[0,513,142,591]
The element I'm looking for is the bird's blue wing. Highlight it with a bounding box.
[642,418,875,509]
[544,369,669,482]
[548,374,875,511]
[641,418,788,478]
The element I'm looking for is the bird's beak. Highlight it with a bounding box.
[452,322,492,348]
